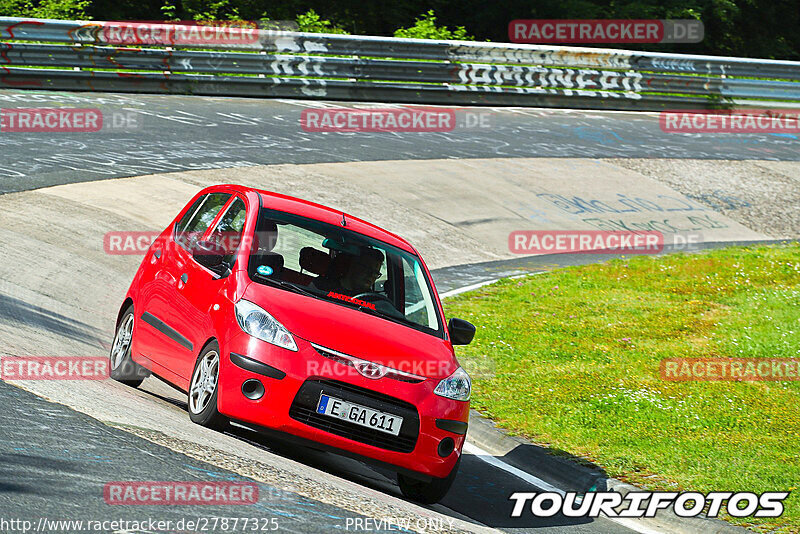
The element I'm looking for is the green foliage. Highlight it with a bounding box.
[295,8,349,34]
[0,0,89,18]
[0,0,797,59]
[179,0,241,21]
[394,10,473,41]
[158,0,177,21]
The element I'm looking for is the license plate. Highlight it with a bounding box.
[316,394,403,436]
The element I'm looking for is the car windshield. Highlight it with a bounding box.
[247,206,443,337]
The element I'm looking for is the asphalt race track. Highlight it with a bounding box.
[0,90,798,195]
[1,88,795,534]
[0,381,395,534]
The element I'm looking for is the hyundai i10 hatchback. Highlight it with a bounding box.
[109,184,476,503]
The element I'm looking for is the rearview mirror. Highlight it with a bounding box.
[448,318,476,345]
[193,240,229,276]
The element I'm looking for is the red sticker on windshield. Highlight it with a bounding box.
[327,292,377,310]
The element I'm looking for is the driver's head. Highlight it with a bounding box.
[340,247,384,293]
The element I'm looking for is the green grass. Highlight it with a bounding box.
[444,243,800,532]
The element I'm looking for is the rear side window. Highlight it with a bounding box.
[176,192,231,250]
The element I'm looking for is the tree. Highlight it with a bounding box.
[394,10,473,40]
[0,0,90,18]
[296,8,349,34]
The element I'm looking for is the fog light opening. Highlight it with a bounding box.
[438,437,455,457]
[241,379,265,400]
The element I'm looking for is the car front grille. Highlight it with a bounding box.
[312,345,426,384]
[289,379,420,453]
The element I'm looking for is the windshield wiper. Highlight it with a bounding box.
[253,274,319,299]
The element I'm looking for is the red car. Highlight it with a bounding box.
[109,184,476,503]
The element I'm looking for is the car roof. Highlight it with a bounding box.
[202,184,417,254]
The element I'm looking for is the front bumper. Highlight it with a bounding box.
[216,332,469,479]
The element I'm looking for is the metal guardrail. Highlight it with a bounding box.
[1,17,799,110]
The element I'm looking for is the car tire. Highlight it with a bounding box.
[397,456,461,504]
[109,305,148,387]
[188,341,228,431]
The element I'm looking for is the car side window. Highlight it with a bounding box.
[175,195,205,236]
[401,256,439,330]
[176,193,231,251]
[207,197,247,266]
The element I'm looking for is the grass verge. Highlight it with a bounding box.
[444,243,800,532]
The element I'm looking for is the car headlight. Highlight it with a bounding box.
[235,299,298,352]
[434,367,471,401]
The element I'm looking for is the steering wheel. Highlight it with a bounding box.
[352,292,405,319]
[352,291,393,305]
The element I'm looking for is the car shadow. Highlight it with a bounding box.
[222,421,607,530]
[0,453,83,496]
[441,443,610,529]
[132,379,611,531]
[0,292,106,348]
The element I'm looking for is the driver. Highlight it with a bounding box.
[313,247,384,296]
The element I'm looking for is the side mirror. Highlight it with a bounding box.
[193,240,229,276]
[448,318,476,346]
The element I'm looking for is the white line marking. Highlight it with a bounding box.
[439,272,543,299]
[463,442,564,494]
[439,279,502,299]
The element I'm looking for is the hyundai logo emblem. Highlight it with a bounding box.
[355,361,386,379]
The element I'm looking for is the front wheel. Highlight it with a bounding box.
[397,456,461,504]
[188,341,228,430]
[109,305,148,387]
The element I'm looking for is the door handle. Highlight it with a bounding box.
[180,273,188,284]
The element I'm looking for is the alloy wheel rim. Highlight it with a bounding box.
[189,351,219,414]
[110,314,134,371]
